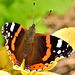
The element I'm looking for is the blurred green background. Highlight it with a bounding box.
[0,0,73,48]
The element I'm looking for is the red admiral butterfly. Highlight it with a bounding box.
[2,22,73,71]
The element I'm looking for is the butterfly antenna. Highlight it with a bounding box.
[33,1,35,24]
[36,10,52,25]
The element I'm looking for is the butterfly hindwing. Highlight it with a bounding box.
[25,34,73,70]
[2,22,27,65]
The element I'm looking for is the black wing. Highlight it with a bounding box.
[2,22,27,65]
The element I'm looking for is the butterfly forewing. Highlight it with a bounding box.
[2,22,27,65]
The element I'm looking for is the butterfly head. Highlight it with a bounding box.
[29,24,35,32]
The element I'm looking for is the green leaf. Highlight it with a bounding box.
[0,0,73,47]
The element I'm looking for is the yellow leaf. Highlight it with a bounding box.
[13,65,29,75]
[43,61,57,71]
[13,59,30,75]
[0,46,13,70]
[0,70,11,75]
[33,71,60,75]
[20,59,25,70]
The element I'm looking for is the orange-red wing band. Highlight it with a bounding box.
[29,63,50,70]
[42,35,52,61]
[11,25,25,51]
[8,50,18,64]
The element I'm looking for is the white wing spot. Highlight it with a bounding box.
[56,39,62,48]
[62,50,65,52]
[9,50,11,53]
[65,49,67,50]
[53,50,56,53]
[50,61,53,63]
[6,31,8,33]
[10,22,15,32]
[8,32,10,37]
[67,44,70,48]
[6,22,9,27]
[2,26,4,31]
[2,31,3,34]
[11,36,13,38]
[5,35,7,38]
[6,46,8,49]
[45,63,49,65]
[55,57,58,60]
[7,45,9,49]
[6,39,8,44]
[57,50,61,54]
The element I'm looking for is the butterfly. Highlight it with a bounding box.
[2,22,73,71]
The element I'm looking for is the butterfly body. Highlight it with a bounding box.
[2,22,73,70]
[23,24,35,59]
